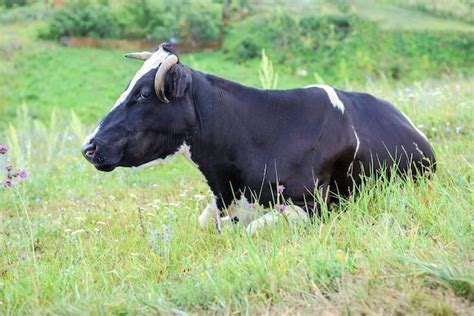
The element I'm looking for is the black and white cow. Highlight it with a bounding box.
[82,43,435,233]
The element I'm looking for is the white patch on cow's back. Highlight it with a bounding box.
[305,84,345,114]
[82,47,171,145]
[401,112,428,141]
[351,125,360,160]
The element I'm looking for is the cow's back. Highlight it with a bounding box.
[341,91,435,177]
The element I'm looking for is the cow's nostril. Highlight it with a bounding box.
[82,143,97,158]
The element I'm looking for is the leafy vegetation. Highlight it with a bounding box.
[0,0,28,9]
[378,0,474,23]
[39,5,120,39]
[225,10,474,84]
[39,0,223,41]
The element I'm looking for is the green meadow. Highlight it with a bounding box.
[1,1,473,314]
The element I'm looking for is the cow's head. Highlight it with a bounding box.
[81,43,195,171]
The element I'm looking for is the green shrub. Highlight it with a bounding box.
[40,0,222,41]
[114,0,174,39]
[1,0,28,8]
[234,37,261,61]
[225,9,474,84]
[40,4,121,39]
[182,0,221,41]
[379,0,474,23]
[0,4,51,24]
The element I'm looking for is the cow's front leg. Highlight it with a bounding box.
[199,196,255,231]
[246,204,309,235]
[198,197,220,230]
[220,195,255,226]
[198,196,234,232]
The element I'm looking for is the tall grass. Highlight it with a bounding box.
[0,76,472,313]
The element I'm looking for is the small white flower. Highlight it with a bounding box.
[71,229,86,236]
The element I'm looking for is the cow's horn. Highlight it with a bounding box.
[124,51,153,61]
[154,54,178,103]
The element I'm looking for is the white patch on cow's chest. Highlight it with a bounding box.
[305,84,345,114]
[82,47,171,145]
[401,112,428,141]
[138,142,194,168]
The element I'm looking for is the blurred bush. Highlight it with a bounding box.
[39,5,120,39]
[39,0,222,42]
[233,37,260,60]
[225,9,474,84]
[113,0,172,39]
[1,0,28,8]
[180,0,221,41]
[379,0,474,23]
[0,4,51,24]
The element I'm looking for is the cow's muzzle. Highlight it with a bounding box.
[81,140,120,172]
[81,142,97,160]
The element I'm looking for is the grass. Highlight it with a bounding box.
[0,76,472,314]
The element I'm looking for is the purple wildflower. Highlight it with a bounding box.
[1,145,28,188]
[16,169,28,179]
[0,144,8,155]
[277,204,286,213]
[277,184,285,194]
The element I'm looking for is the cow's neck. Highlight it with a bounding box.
[188,70,266,171]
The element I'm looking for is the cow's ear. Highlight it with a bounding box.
[167,64,192,99]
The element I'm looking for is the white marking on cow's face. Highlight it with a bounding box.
[305,84,345,114]
[82,122,102,146]
[111,48,170,111]
[82,47,172,146]
[351,125,360,161]
[401,112,428,141]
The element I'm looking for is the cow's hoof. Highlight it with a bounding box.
[245,212,280,235]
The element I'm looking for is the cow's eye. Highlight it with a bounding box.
[138,90,151,100]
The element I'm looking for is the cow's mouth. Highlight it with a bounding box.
[95,163,117,172]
